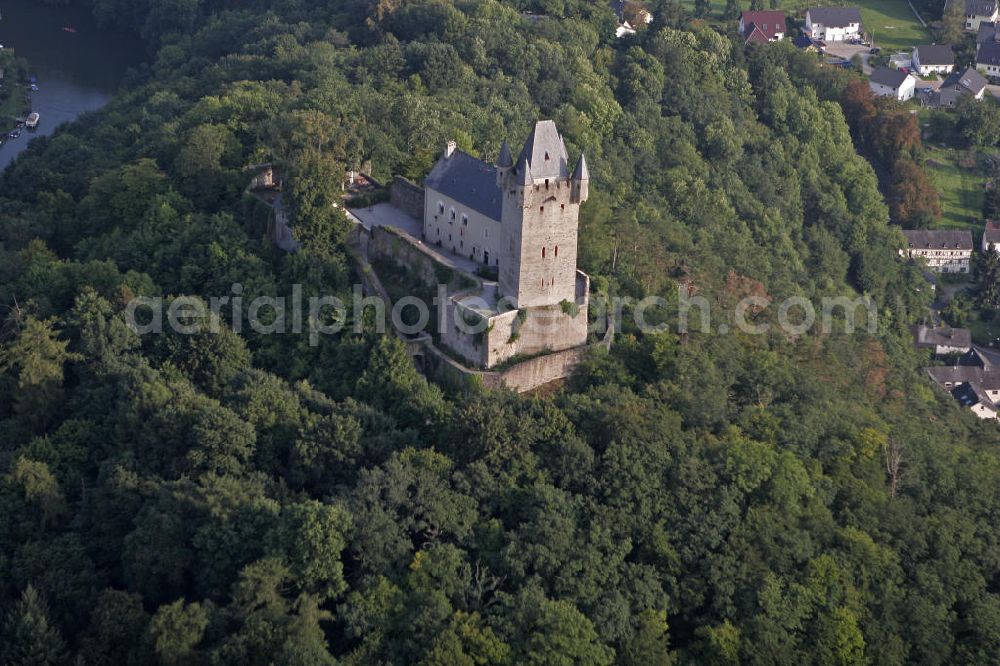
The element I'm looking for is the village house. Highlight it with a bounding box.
[984,219,1000,252]
[912,44,955,76]
[869,67,916,101]
[611,0,652,37]
[804,7,862,42]
[739,10,786,44]
[966,0,1000,31]
[913,325,973,355]
[925,347,1000,420]
[927,67,988,107]
[900,229,974,273]
[976,39,1000,77]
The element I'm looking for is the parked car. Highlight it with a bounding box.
[870,47,881,55]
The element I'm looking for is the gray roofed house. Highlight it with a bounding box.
[912,44,955,75]
[914,44,954,65]
[977,40,1000,73]
[806,7,862,27]
[869,67,916,100]
[927,67,988,107]
[953,67,989,95]
[913,325,972,354]
[869,67,910,88]
[900,229,973,273]
[423,149,503,220]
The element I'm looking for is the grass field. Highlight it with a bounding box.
[923,145,988,231]
[678,0,930,53]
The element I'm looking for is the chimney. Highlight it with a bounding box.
[445,140,457,158]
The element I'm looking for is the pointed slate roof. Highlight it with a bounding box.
[514,155,533,186]
[572,153,589,181]
[516,120,570,180]
[497,141,513,168]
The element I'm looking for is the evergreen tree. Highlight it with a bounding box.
[0,586,69,666]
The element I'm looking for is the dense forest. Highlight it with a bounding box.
[2,0,1000,664]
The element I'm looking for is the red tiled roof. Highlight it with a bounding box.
[745,25,770,44]
[740,10,785,40]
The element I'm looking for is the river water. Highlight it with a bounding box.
[0,0,144,170]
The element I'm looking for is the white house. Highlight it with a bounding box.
[805,7,862,42]
[912,44,955,75]
[869,67,916,101]
[966,0,999,31]
[976,40,1000,77]
[900,229,974,273]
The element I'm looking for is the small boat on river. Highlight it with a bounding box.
[25,113,39,129]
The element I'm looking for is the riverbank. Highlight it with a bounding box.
[0,48,31,135]
[0,0,146,170]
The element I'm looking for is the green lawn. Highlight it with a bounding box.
[677,0,930,53]
[922,145,988,231]
[856,0,930,53]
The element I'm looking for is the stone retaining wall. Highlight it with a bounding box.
[390,176,425,221]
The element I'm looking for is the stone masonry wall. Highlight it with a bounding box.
[390,176,425,221]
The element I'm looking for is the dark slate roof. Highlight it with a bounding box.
[497,141,513,168]
[977,21,999,44]
[793,34,815,49]
[929,88,963,108]
[978,40,1000,66]
[902,229,974,250]
[423,150,502,221]
[913,325,972,350]
[967,0,998,15]
[870,67,910,88]
[951,382,990,408]
[807,7,862,27]
[953,66,988,94]
[915,44,954,66]
[516,120,569,180]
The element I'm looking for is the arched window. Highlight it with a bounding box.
[542,247,546,258]
[554,245,558,257]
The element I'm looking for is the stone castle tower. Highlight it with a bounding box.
[496,120,589,309]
